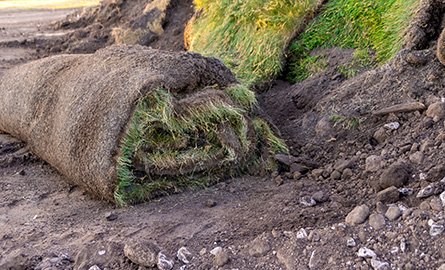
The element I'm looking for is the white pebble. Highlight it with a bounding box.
[296,228,308,239]
[346,237,356,247]
[440,191,445,207]
[210,247,223,256]
[177,247,192,264]
[384,122,400,130]
[371,259,390,270]
[429,224,444,237]
[157,252,174,270]
[357,247,376,258]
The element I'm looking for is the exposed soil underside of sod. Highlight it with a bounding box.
[2,1,445,270]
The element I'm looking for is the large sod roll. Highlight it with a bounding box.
[0,45,287,205]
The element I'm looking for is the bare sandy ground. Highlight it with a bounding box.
[0,8,75,73]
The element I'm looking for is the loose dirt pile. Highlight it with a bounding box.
[43,0,193,55]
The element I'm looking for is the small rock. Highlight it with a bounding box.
[438,263,445,270]
[373,128,388,144]
[274,176,284,186]
[369,213,386,230]
[210,247,222,256]
[384,122,400,130]
[345,204,370,225]
[376,201,388,214]
[88,266,101,270]
[334,159,353,172]
[312,191,328,203]
[385,206,402,221]
[105,212,118,221]
[342,168,353,179]
[378,162,410,190]
[308,230,320,242]
[290,163,309,174]
[292,171,302,180]
[308,249,322,269]
[248,235,271,257]
[400,238,407,253]
[426,102,445,122]
[315,117,333,137]
[366,155,383,172]
[417,182,445,198]
[199,248,207,256]
[409,151,424,165]
[429,223,444,237]
[430,197,443,211]
[370,259,390,270]
[213,249,229,267]
[123,240,159,268]
[311,168,324,178]
[420,140,433,152]
[157,252,174,270]
[205,199,217,208]
[177,247,192,264]
[330,170,341,180]
[300,196,316,207]
[376,186,399,203]
[346,237,356,247]
[296,228,308,240]
[440,191,445,207]
[419,200,431,211]
[275,154,298,167]
[427,164,445,182]
[357,247,376,258]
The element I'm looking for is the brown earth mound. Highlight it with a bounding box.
[45,0,193,55]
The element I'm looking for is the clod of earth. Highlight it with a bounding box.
[0,45,287,205]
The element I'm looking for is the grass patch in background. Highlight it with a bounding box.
[0,0,99,10]
[288,0,420,82]
[189,0,321,85]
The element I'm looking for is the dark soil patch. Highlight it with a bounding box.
[42,0,193,55]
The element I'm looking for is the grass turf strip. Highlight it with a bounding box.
[115,86,287,205]
[287,0,420,82]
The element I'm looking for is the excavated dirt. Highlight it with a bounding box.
[40,0,194,55]
[2,2,445,270]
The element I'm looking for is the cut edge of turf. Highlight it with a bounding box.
[114,86,288,206]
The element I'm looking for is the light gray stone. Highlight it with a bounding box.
[346,205,370,225]
[385,206,402,221]
[369,213,386,230]
[366,155,383,172]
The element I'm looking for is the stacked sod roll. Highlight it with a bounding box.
[0,45,286,205]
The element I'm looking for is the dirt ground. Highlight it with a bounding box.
[1,5,445,270]
[0,8,76,74]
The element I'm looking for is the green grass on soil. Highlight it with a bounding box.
[114,87,287,205]
[189,0,321,85]
[287,0,420,82]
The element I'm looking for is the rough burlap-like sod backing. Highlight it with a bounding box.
[0,45,287,205]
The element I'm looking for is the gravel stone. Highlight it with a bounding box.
[123,240,159,268]
[366,155,383,172]
[369,213,386,230]
[346,205,370,225]
[376,186,400,203]
[385,206,402,221]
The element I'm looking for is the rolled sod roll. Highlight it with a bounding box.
[0,45,286,205]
